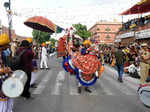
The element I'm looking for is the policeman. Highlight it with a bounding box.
[140,43,150,84]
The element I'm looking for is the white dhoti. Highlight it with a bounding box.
[0,98,14,112]
[40,47,48,69]
[40,57,48,68]
[30,72,35,85]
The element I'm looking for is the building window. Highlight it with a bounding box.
[105,35,111,39]
[105,27,111,32]
[97,28,100,31]
[94,32,97,35]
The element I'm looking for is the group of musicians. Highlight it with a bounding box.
[0,36,38,111]
[0,43,14,111]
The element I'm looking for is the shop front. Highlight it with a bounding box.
[135,28,150,44]
[116,31,135,46]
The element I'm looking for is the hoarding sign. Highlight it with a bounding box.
[135,29,150,39]
[116,31,134,39]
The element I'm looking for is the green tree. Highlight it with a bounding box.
[73,23,91,40]
[32,30,52,44]
[49,38,57,47]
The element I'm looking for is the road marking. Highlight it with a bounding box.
[32,70,43,82]
[32,70,53,94]
[69,74,80,95]
[51,71,65,95]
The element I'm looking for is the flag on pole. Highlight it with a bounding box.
[56,25,64,33]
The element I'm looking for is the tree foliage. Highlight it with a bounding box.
[49,38,57,47]
[73,23,91,40]
[32,30,52,44]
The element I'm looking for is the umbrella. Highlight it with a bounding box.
[24,16,56,33]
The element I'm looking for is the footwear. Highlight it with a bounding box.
[78,87,81,94]
[119,79,123,83]
[30,83,37,88]
[85,87,92,93]
[118,77,123,83]
[21,95,31,99]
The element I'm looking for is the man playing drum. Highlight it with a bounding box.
[0,45,14,112]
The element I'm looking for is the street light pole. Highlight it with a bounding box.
[4,0,12,41]
[8,0,12,41]
[9,0,11,10]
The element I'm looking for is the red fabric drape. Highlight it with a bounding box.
[120,2,150,15]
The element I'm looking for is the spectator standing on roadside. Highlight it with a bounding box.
[114,46,125,83]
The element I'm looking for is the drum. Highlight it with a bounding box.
[138,84,150,108]
[62,56,76,74]
[75,68,98,86]
[2,70,27,98]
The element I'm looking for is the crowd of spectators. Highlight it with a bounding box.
[98,42,150,79]
[120,15,150,31]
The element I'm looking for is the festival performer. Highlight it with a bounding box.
[62,28,103,94]
[26,38,38,88]
[57,35,67,59]
[0,36,14,112]
[77,40,93,93]
[0,63,13,112]
[72,40,102,93]
[40,43,49,69]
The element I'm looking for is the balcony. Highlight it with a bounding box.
[118,16,150,35]
[117,16,150,40]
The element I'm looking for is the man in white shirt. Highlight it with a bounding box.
[40,43,49,69]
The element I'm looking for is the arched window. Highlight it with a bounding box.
[97,28,100,31]
[105,35,111,39]
[105,27,111,32]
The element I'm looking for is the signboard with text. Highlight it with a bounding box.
[116,31,134,39]
[135,29,150,39]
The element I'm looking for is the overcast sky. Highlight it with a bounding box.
[0,0,141,37]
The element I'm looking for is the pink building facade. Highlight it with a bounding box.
[89,21,122,45]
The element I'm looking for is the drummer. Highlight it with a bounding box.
[16,40,34,99]
[0,46,14,112]
[26,38,38,88]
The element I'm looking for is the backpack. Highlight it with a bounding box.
[9,49,26,71]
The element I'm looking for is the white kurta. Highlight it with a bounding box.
[40,47,48,68]
[0,98,14,112]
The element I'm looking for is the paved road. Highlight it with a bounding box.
[13,54,150,112]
